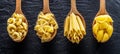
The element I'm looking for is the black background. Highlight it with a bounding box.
[0,0,120,54]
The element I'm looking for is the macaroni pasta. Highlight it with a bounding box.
[7,13,28,42]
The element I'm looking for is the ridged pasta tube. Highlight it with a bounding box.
[64,13,86,44]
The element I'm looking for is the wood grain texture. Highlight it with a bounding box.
[0,0,120,54]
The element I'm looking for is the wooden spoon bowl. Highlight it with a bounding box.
[8,0,28,42]
[37,0,58,43]
[64,0,86,43]
[65,0,86,32]
[92,0,113,42]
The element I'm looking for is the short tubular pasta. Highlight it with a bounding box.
[7,13,28,42]
[64,13,86,44]
[34,12,58,43]
[7,18,16,24]
[16,18,22,26]
[21,30,27,37]
[22,22,28,30]
[11,32,21,42]
[7,24,16,33]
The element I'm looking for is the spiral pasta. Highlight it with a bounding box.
[64,13,86,44]
[34,12,58,43]
[92,15,113,43]
[7,13,28,42]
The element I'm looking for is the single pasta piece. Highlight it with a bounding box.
[64,12,86,44]
[7,13,28,42]
[92,15,113,43]
[34,12,58,43]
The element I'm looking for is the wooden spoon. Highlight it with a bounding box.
[63,0,86,43]
[15,0,24,14]
[65,0,86,31]
[92,0,113,30]
[92,0,113,39]
[95,0,108,16]
[42,0,51,14]
[10,0,28,42]
[38,0,57,42]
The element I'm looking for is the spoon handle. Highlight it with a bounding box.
[99,0,107,14]
[71,0,77,11]
[15,0,22,13]
[43,0,51,13]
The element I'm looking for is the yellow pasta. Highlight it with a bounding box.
[21,30,27,37]
[93,15,113,43]
[64,16,70,36]
[7,13,28,42]
[11,32,21,42]
[7,18,16,24]
[92,23,99,35]
[7,24,16,34]
[76,16,86,35]
[64,12,86,44]
[34,12,58,43]
[16,18,22,26]
[22,22,28,30]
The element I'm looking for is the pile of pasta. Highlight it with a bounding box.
[7,13,28,42]
[64,13,86,44]
[34,12,58,43]
[92,15,113,43]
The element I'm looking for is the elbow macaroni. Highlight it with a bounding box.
[7,13,28,42]
[92,15,113,43]
[34,12,58,43]
[64,13,86,44]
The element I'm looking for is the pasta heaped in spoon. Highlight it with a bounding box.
[92,15,113,42]
[64,13,86,44]
[7,13,28,42]
[34,12,58,43]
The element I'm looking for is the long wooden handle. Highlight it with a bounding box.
[99,0,106,13]
[15,0,22,12]
[43,0,51,13]
[71,0,77,11]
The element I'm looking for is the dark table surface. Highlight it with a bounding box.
[0,0,120,54]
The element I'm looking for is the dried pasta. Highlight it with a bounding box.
[92,15,113,43]
[64,13,86,44]
[7,13,28,42]
[34,12,58,43]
